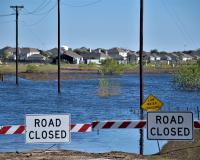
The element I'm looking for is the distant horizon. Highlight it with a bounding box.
[1,45,199,53]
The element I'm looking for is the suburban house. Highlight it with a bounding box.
[127,52,139,64]
[178,53,193,62]
[169,53,180,62]
[108,48,129,63]
[148,53,161,62]
[73,47,91,55]
[46,48,58,58]
[27,54,47,63]
[19,48,40,61]
[160,54,172,65]
[107,52,124,64]
[61,50,83,64]
[80,52,109,64]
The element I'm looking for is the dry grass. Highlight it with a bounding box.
[0,63,70,74]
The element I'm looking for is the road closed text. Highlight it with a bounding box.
[26,114,70,143]
[147,112,193,140]
[28,118,67,140]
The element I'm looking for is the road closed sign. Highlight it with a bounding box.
[147,112,193,140]
[26,114,70,143]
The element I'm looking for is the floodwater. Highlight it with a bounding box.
[0,74,200,155]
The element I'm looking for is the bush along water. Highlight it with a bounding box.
[173,61,200,91]
[26,64,39,73]
[99,59,125,75]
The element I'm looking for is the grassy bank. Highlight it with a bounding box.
[0,63,184,76]
[0,63,70,74]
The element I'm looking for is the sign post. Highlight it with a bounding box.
[147,112,193,140]
[26,114,70,144]
[141,94,164,153]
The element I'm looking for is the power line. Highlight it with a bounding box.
[0,13,15,17]
[22,0,52,16]
[62,0,102,7]
[22,3,56,27]
[161,0,198,49]
[25,0,50,14]
[165,0,199,49]
[22,21,46,49]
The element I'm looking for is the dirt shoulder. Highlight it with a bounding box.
[17,68,173,81]
[1,130,200,160]
[0,151,144,160]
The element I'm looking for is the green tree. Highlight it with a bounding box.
[2,50,10,62]
[150,49,158,54]
[197,59,200,67]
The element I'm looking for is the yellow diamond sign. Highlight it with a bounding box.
[141,95,163,112]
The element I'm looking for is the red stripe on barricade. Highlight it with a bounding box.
[70,124,76,130]
[1,120,200,135]
[92,121,99,129]
[102,122,115,128]
[135,121,146,128]
[194,121,200,128]
[78,124,91,132]
[118,121,131,128]
[0,126,11,134]
[14,125,25,134]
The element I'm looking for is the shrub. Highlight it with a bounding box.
[173,64,200,91]
[26,64,39,73]
[99,59,124,75]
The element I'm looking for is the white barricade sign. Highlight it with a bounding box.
[147,112,193,140]
[26,114,70,143]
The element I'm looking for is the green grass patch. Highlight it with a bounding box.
[79,63,98,70]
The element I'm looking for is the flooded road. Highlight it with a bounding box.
[0,74,199,155]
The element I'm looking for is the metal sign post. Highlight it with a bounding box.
[139,0,144,155]
[10,6,24,86]
[57,0,61,94]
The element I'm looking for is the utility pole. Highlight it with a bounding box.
[10,5,24,86]
[57,0,61,93]
[139,0,144,155]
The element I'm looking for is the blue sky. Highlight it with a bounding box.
[0,0,200,52]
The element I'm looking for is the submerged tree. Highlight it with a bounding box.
[98,78,121,97]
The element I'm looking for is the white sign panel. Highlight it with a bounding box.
[26,114,70,143]
[147,112,193,140]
